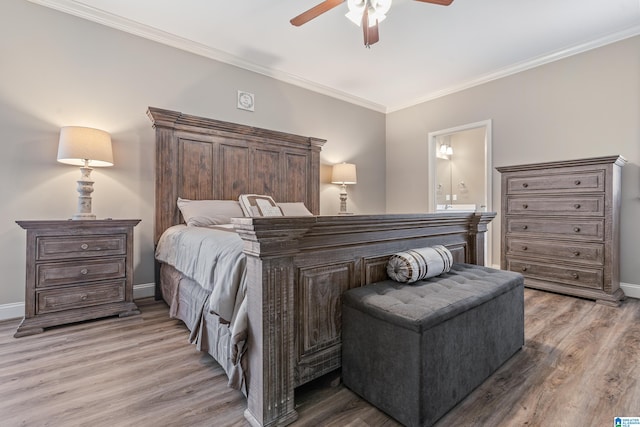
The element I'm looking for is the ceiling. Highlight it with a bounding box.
[29,0,640,113]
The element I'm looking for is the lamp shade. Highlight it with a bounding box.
[331,162,357,184]
[57,126,114,167]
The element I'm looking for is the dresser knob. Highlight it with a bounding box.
[522,204,528,209]
[522,183,529,188]
[81,294,88,301]
[574,180,581,185]
[80,268,88,275]
[574,204,581,209]
[573,226,581,233]
[81,243,89,250]
[522,225,528,230]
[522,246,528,251]
[571,273,579,279]
[521,266,528,272]
[573,251,581,257]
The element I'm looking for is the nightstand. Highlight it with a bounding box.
[14,219,141,337]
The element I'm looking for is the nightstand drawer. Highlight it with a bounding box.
[506,170,604,194]
[506,195,604,216]
[37,235,126,260]
[506,237,604,265]
[508,259,603,290]
[505,217,604,240]
[37,258,126,288]
[36,281,125,314]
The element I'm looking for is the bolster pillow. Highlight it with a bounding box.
[386,245,453,283]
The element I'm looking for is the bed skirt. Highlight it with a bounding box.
[159,263,247,394]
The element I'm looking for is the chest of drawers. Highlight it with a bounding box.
[496,156,625,306]
[14,219,141,337]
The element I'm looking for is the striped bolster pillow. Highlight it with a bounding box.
[386,245,453,284]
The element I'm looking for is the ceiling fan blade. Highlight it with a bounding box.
[290,0,345,26]
[362,11,380,47]
[413,0,454,5]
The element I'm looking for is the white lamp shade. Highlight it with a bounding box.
[331,162,357,184]
[57,126,114,167]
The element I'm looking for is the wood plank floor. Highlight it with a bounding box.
[1,289,639,426]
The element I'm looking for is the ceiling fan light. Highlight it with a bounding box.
[370,12,387,24]
[345,10,363,26]
[374,0,392,15]
[347,0,390,27]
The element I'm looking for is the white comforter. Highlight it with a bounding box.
[155,224,247,325]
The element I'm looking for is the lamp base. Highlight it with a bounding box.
[72,166,97,220]
[337,184,354,215]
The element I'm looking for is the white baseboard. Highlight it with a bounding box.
[621,282,640,299]
[0,283,157,322]
[133,282,156,300]
[0,302,24,322]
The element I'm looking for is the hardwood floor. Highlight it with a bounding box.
[1,289,639,427]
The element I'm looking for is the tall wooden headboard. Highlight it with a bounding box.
[147,107,325,244]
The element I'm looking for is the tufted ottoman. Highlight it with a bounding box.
[342,263,524,427]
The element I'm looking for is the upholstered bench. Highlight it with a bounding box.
[342,263,524,427]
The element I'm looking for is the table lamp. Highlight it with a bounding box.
[331,162,357,215]
[57,126,113,220]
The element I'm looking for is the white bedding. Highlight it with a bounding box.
[155,224,247,326]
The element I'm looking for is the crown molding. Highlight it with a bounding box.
[387,24,640,113]
[26,0,387,113]
[26,1,640,114]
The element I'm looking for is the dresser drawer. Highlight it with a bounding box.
[506,195,604,216]
[36,281,125,314]
[508,259,603,290]
[506,237,604,265]
[37,235,126,260]
[505,217,604,240]
[36,258,126,288]
[506,170,604,194]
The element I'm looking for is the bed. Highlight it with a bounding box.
[147,107,496,427]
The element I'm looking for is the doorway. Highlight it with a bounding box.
[427,120,492,265]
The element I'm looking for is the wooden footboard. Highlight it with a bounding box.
[233,212,495,427]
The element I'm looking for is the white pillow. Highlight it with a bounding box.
[239,194,284,217]
[386,245,453,284]
[277,202,313,216]
[177,198,244,227]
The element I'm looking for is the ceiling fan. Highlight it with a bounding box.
[290,0,454,48]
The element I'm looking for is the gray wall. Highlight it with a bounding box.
[386,35,640,293]
[0,0,386,307]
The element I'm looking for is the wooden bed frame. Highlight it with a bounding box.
[148,107,495,427]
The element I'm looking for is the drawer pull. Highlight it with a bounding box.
[574,180,581,185]
[521,266,528,272]
[574,204,581,209]
[80,243,89,250]
[522,246,528,251]
[80,268,88,275]
[81,294,88,301]
[522,225,528,230]
[571,273,579,279]
[573,226,581,233]
[522,204,528,209]
[522,183,529,188]
[573,251,581,257]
